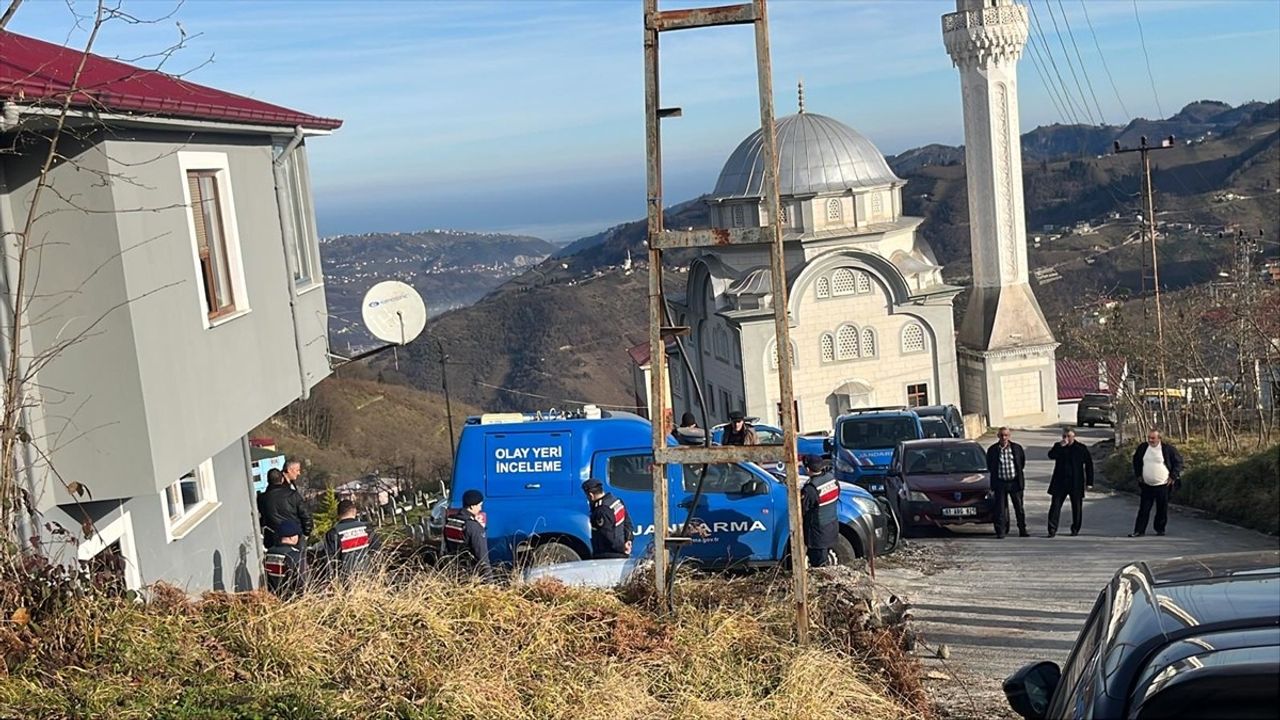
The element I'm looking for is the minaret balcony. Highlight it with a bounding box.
[942,4,1028,67]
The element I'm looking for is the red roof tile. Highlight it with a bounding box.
[1,31,341,131]
[1057,358,1127,401]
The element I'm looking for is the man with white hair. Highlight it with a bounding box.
[1128,429,1185,537]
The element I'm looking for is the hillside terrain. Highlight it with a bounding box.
[322,230,554,350]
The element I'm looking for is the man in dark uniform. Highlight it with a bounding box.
[1047,427,1094,537]
[722,410,758,446]
[986,427,1028,538]
[263,520,305,599]
[442,489,491,578]
[800,455,839,567]
[324,500,380,579]
[582,479,633,559]
[258,468,313,550]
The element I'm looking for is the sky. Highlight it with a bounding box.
[9,0,1280,242]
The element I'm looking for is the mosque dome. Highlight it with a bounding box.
[711,111,902,199]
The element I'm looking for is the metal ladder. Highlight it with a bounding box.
[642,0,809,642]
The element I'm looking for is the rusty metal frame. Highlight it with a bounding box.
[643,0,809,643]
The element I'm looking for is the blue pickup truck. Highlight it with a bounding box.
[445,409,887,569]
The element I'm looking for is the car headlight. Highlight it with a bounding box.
[909,490,929,502]
[852,496,880,516]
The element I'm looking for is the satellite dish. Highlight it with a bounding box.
[361,281,426,345]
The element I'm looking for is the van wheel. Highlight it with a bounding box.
[528,541,581,567]
[833,534,860,565]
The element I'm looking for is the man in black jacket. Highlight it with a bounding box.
[986,427,1028,538]
[257,468,313,550]
[1129,429,1185,537]
[442,489,491,578]
[583,479,633,559]
[324,500,380,578]
[800,456,839,567]
[1047,427,1094,537]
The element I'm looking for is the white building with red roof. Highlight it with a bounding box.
[2,30,339,593]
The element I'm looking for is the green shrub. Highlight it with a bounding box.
[1103,440,1279,535]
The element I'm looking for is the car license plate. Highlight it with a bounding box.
[868,483,885,493]
[942,507,977,517]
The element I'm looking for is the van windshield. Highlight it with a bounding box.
[839,417,918,450]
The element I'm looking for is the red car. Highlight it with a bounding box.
[889,439,995,529]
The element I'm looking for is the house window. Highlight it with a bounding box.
[902,323,927,354]
[720,389,733,417]
[187,171,237,319]
[826,198,842,222]
[779,205,789,224]
[163,458,219,540]
[836,325,859,360]
[732,205,744,227]
[275,143,320,288]
[860,328,877,357]
[907,383,929,407]
[832,268,856,296]
[732,340,742,369]
[820,333,835,363]
[856,271,872,294]
[816,276,830,299]
[707,383,716,414]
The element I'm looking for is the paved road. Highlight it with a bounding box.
[877,426,1279,719]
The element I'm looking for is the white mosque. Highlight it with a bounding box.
[667,89,963,432]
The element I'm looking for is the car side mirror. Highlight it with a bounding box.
[823,438,834,454]
[740,478,767,496]
[1003,661,1060,720]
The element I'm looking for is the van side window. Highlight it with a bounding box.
[607,454,653,491]
[682,464,757,494]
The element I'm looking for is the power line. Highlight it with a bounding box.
[1132,0,1165,117]
[1078,0,1131,120]
[1042,0,1098,125]
[1055,0,1107,124]
[472,380,644,411]
[1028,1,1086,124]
[1020,14,1073,123]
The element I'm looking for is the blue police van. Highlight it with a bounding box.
[445,408,886,569]
[830,407,925,488]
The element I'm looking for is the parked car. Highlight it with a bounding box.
[1004,550,1280,720]
[890,439,994,529]
[918,414,954,438]
[1076,393,1116,428]
[912,404,965,439]
[709,421,828,457]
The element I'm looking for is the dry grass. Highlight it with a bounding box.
[0,567,930,720]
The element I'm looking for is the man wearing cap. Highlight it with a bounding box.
[324,500,380,579]
[722,410,758,446]
[263,520,305,599]
[443,489,491,577]
[800,456,839,567]
[583,479,633,559]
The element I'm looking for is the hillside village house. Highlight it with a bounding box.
[1,32,339,592]
[652,102,962,432]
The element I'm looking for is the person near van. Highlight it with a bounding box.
[800,455,839,567]
[722,410,758,446]
[673,411,707,446]
[263,520,305,599]
[582,479,633,559]
[443,489,491,578]
[1129,429,1185,537]
[324,500,380,578]
[986,427,1028,538]
[258,467,313,551]
[1047,428,1094,537]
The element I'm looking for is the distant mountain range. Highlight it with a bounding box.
[321,230,554,350]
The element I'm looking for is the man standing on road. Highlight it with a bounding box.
[986,427,1028,538]
[258,468,313,550]
[801,455,839,567]
[583,479,634,559]
[1129,429,1185,537]
[1047,428,1094,537]
[442,489,492,578]
[722,410,758,446]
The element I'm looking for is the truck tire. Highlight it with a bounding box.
[833,534,859,566]
[528,541,581,567]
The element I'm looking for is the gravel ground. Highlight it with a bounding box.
[876,426,1278,719]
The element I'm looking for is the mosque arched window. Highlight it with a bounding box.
[732,205,744,227]
[826,198,842,222]
[816,276,830,299]
[768,339,797,370]
[901,323,927,354]
[855,271,872,294]
[836,325,859,360]
[819,333,835,363]
[860,328,877,358]
[832,268,856,296]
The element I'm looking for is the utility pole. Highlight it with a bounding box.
[435,337,456,461]
[1114,135,1175,425]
